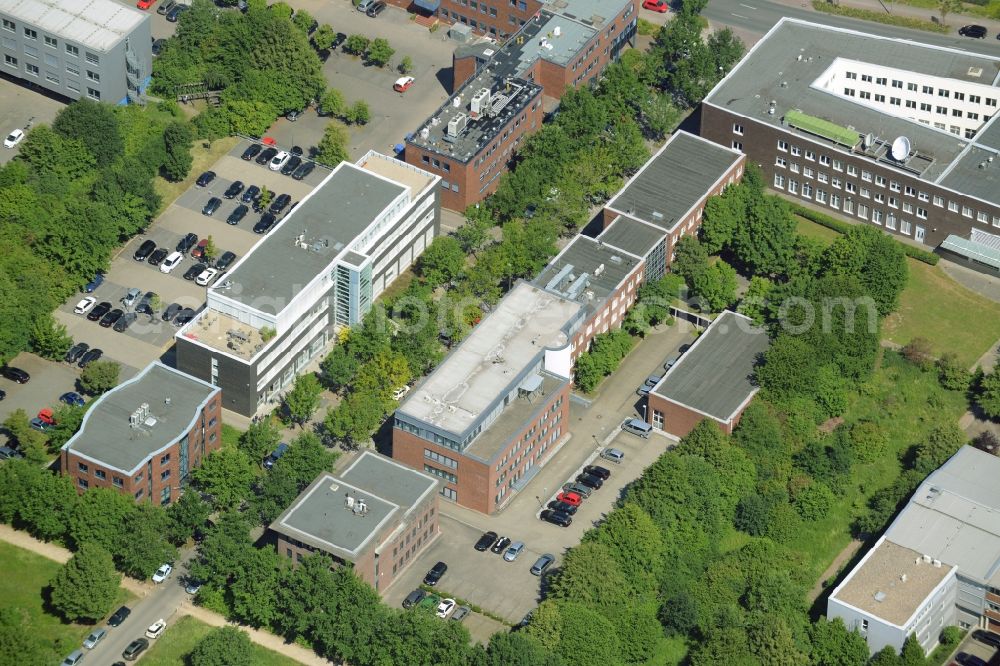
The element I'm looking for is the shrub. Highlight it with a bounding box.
[849,420,889,463]
[936,352,971,391]
[902,337,934,370]
[791,203,939,265]
[344,34,370,55]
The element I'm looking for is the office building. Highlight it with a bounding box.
[60,362,222,505]
[269,451,439,592]
[828,446,1000,654]
[0,0,151,104]
[700,18,1000,249]
[175,152,440,416]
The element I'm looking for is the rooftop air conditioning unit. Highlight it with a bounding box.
[470,88,492,117]
[448,112,468,137]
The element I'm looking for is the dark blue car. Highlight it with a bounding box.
[84,273,105,293]
[59,392,85,407]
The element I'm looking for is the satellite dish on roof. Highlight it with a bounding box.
[864,133,875,149]
[891,136,911,162]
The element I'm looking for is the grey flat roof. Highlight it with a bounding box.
[831,538,953,626]
[0,0,145,52]
[62,362,219,474]
[464,373,566,461]
[219,163,405,314]
[605,131,741,232]
[704,19,1000,184]
[651,310,769,421]
[596,215,666,258]
[938,145,1000,206]
[534,235,641,317]
[973,114,1000,151]
[271,452,437,559]
[884,446,1000,586]
[397,282,582,437]
[940,234,1000,270]
[522,11,596,69]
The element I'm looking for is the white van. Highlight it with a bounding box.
[621,418,652,438]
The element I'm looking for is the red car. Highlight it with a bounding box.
[37,408,55,425]
[136,0,155,9]
[556,491,583,507]
[642,0,668,12]
[191,238,209,259]
[393,76,415,93]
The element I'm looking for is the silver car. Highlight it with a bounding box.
[451,606,471,622]
[503,540,525,562]
[83,627,107,649]
[530,553,555,576]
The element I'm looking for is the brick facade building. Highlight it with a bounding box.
[269,452,439,593]
[60,362,222,505]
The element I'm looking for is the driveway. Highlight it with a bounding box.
[0,75,67,165]
[383,322,697,624]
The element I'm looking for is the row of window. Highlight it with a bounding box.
[424,463,458,484]
[3,54,100,97]
[843,88,989,123]
[843,71,997,107]
[1,19,98,62]
[424,448,458,470]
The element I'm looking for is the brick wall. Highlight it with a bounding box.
[646,394,738,439]
[453,52,479,93]
[568,262,645,363]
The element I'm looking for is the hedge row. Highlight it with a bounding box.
[791,203,941,265]
[811,1,950,33]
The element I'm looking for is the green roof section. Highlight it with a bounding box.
[785,110,859,148]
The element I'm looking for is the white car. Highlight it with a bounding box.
[195,267,218,286]
[145,618,166,639]
[435,598,456,619]
[392,385,410,401]
[3,128,24,148]
[268,150,290,171]
[151,563,172,583]
[74,296,97,315]
[160,251,183,274]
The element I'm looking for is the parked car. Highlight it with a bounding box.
[973,630,1000,648]
[530,553,555,576]
[156,0,175,14]
[393,76,415,92]
[241,185,261,204]
[74,296,97,314]
[366,1,386,17]
[269,150,291,172]
[84,273,105,293]
[145,618,167,639]
[147,247,168,266]
[202,197,222,216]
[254,212,277,234]
[223,180,244,199]
[621,417,652,438]
[29,417,50,431]
[227,204,249,225]
[196,268,219,286]
[601,447,625,464]
[269,193,291,214]
[583,464,611,480]
[540,509,573,527]
[60,392,85,407]
[547,499,577,515]
[280,155,302,176]
[87,301,112,321]
[136,291,158,315]
[0,388,5,400]
[173,308,196,327]
[645,372,663,387]
[0,366,29,383]
[195,170,216,187]
[290,145,303,156]
[65,342,89,364]
[451,605,471,622]
[114,312,137,332]
[357,0,376,11]
[562,482,592,498]
[959,24,987,38]
[60,650,85,666]
[392,385,410,400]
[286,109,302,122]
[423,561,447,586]
[263,443,289,470]
[402,589,426,609]
[215,251,237,271]
[122,637,148,661]
[474,530,498,551]
[183,264,208,281]
[435,598,456,619]
[491,536,511,554]
[0,446,22,460]
[99,309,124,328]
[161,303,182,321]
[503,541,525,562]
[165,3,188,21]
[151,37,166,55]
[152,563,172,583]
[78,348,103,368]
[575,473,604,490]
[3,128,25,149]
[176,232,198,253]
[191,238,209,259]
[556,491,582,506]
[256,146,278,165]
[642,0,668,11]
[955,653,988,666]
[133,239,156,261]
[121,287,141,309]
[108,605,131,627]
[83,627,107,649]
[161,251,184,274]
[185,579,202,595]
[241,143,262,161]
[636,385,651,398]
[292,161,315,180]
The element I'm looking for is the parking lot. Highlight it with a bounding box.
[949,630,999,665]
[383,323,696,629]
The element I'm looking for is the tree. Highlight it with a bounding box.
[3,408,50,464]
[117,503,177,579]
[552,602,621,666]
[192,449,255,510]
[68,487,135,553]
[692,259,737,311]
[28,315,73,360]
[161,121,194,182]
[283,373,323,427]
[52,99,124,165]
[791,480,834,521]
[976,368,1000,419]
[323,389,385,444]
[78,360,120,395]
[202,235,218,261]
[485,632,557,666]
[238,420,282,464]
[808,617,870,666]
[320,345,360,392]
[312,24,337,52]
[366,38,395,67]
[849,420,889,463]
[672,235,709,285]
[822,225,908,317]
[418,236,465,286]
[314,121,349,167]
[318,88,347,117]
[913,424,966,475]
[937,352,971,391]
[166,490,211,545]
[738,275,773,326]
[258,186,273,212]
[900,633,927,666]
[49,543,120,623]
[937,0,960,24]
[346,100,371,125]
[734,494,772,536]
[870,645,904,666]
[582,503,664,595]
[344,34,370,55]
[291,9,315,34]
[189,626,255,666]
[398,55,413,74]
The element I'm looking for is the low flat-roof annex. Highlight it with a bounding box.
[62,362,219,474]
[597,215,666,259]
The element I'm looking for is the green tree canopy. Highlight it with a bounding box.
[283,372,323,427]
[78,360,120,395]
[49,543,120,622]
[189,626,256,666]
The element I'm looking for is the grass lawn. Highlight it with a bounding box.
[141,615,303,666]
[221,423,243,450]
[795,216,1000,367]
[153,136,239,209]
[0,541,132,663]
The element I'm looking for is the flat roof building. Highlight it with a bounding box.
[647,310,769,438]
[61,362,222,505]
[175,152,440,416]
[700,18,1000,249]
[0,0,152,103]
[829,446,1000,654]
[269,451,439,592]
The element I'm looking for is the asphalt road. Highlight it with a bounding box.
[704,0,1000,54]
[82,550,195,664]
